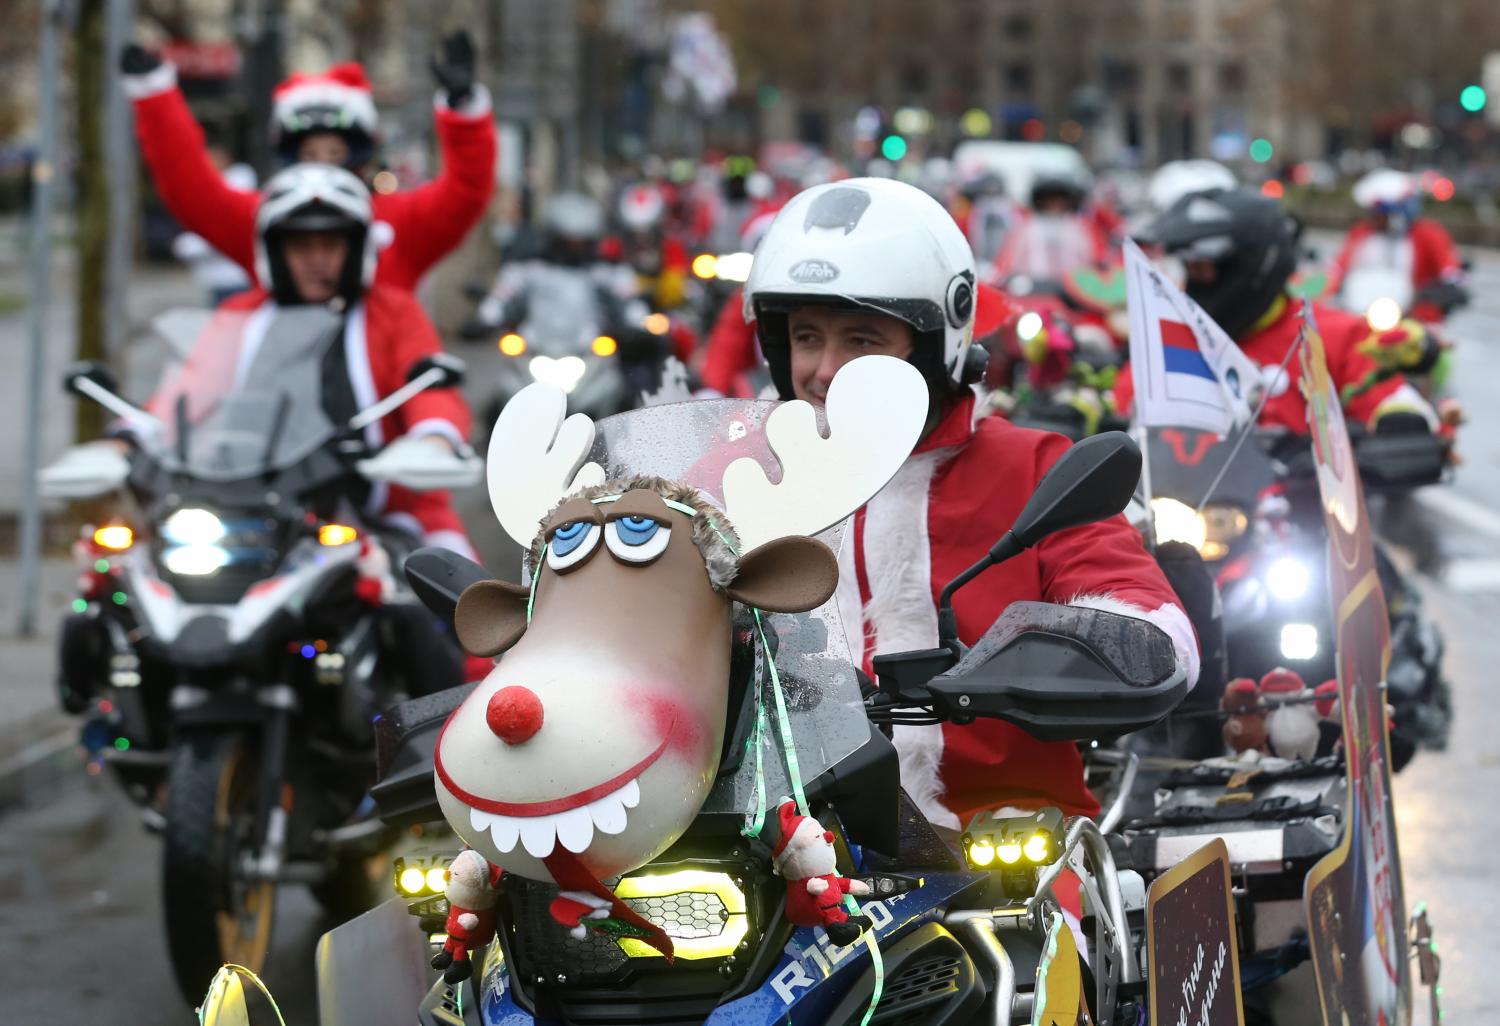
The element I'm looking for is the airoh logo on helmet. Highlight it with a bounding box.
[803,186,872,235]
[788,259,840,284]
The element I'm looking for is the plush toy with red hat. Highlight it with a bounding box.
[1261,667,1320,761]
[432,849,504,984]
[1221,676,1268,756]
[770,799,872,947]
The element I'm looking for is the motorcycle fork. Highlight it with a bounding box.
[252,686,297,880]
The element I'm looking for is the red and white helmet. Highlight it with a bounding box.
[270,63,380,166]
[254,163,377,307]
[618,184,667,232]
[744,178,980,397]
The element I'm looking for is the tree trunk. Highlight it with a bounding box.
[74,0,108,444]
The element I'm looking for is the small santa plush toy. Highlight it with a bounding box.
[432,849,503,983]
[770,799,871,947]
[1261,667,1319,761]
[1221,677,1268,756]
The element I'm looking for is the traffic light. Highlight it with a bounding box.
[880,134,908,161]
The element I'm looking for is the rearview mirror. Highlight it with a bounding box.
[406,352,467,389]
[1009,431,1142,549]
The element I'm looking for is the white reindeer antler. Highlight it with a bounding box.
[721,356,928,551]
[487,384,606,547]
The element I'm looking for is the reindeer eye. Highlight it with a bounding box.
[546,521,601,571]
[605,516,671,564]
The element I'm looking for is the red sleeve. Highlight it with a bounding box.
[1321,309,1404,425]
[1029,432,1182,613]
[661,237,690,273]
[133,87,258,277]
[701,288,758,395]
[1411,220,1463,287]
[1110,361,1136,415]
[378,292,472,442]
[372,106,497,290]
[1326,223,1370,294]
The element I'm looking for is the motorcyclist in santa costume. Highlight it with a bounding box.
[118,31,495,294]
[742,178,1201,832]
[1111,187,1441,434]
[142,164,490,688]
[1328,169,1468,325]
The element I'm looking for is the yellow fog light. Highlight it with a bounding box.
[692,253,719,280]
[397,867,427,896]
[93,525,134,551]
[318,523,359,547]
[425,867,448,893]
[591,335,618,357]
[1024,833,1053,863]
[499,332,527,357]
[998,842,1023,865]
[614,869,749,960]
[968,840,996,867]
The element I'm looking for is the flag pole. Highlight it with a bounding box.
[1134,420,1156,550]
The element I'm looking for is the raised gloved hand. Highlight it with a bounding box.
[119,43,162,77]
[430,30,475,109]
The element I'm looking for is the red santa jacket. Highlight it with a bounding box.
[1329,218,1463,312]
[148,287,474,555]
[993,209,1111,284]
[835,393,1198,825]
[1113,297,1417,434]
[127,68,495,293]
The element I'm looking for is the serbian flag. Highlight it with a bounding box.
[1124,239,1261,434]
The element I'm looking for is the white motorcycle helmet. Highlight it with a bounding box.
[254,163,377,308]
[1146,160,1238,214]
[744,177,983,404]
[1352,168,1419,216]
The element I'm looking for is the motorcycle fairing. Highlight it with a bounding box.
[473,871,980,1026]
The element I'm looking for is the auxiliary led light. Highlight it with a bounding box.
[968,840,996,867]
[1280,623,1319,661]
[692,253,719,280]
[397,867,427,896]
[1023,833,1052,863]
[1266,556,1311,602]
[997,842,1023,865]
[318,523,359,547]
[93,525,135,551]
[499,333,528,357]
[425,867,449,893]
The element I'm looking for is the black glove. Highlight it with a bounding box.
[119,43,162,77]
[430,30,475,109]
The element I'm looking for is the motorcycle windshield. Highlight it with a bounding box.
[589,398,869,816]
[148,306,344,481]
[521,267,603,352]
[1145,425,1278,511]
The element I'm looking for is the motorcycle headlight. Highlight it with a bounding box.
[714,251,754,283]
[162,508,226,545]
[1151,498,1246,560]
[1266,556,1312,602]
[1366,296,1403,333]
[161,544,231,576]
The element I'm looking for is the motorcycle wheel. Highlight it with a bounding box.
[162,732,277,1003]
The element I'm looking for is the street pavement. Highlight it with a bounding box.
[2,234,1499,1021]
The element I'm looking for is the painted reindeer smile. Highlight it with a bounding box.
[434,726,669,859]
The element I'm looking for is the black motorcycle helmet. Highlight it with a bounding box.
[1029,171,1087,212]
[1140,187,1299,339]
[254,164,375,309]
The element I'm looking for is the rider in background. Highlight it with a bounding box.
[744,178,1200,832]
[992,169,1111,287]
[119,32,495,294]
[600,183,692,312]
[1112,187,1440,434]
[1329,169,1468,324]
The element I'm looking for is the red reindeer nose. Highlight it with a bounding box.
[486,686,544,745]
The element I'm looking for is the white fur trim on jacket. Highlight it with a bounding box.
[123,62,177,100]
[1067,593,1200,692]
[435,83,493,119]
[838,448,961,830]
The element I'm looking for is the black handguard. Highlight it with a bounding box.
[120,43,161,77]
[430,30,475,109]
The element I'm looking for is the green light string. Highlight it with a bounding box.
[713,518,883,1026]
[197,964,288,1026]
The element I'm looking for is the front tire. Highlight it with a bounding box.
[162,732,277,1003]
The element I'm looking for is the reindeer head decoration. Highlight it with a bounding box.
[433,356,927,884]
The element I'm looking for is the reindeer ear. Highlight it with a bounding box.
[454,579,532,657]
[725,537,838,613]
